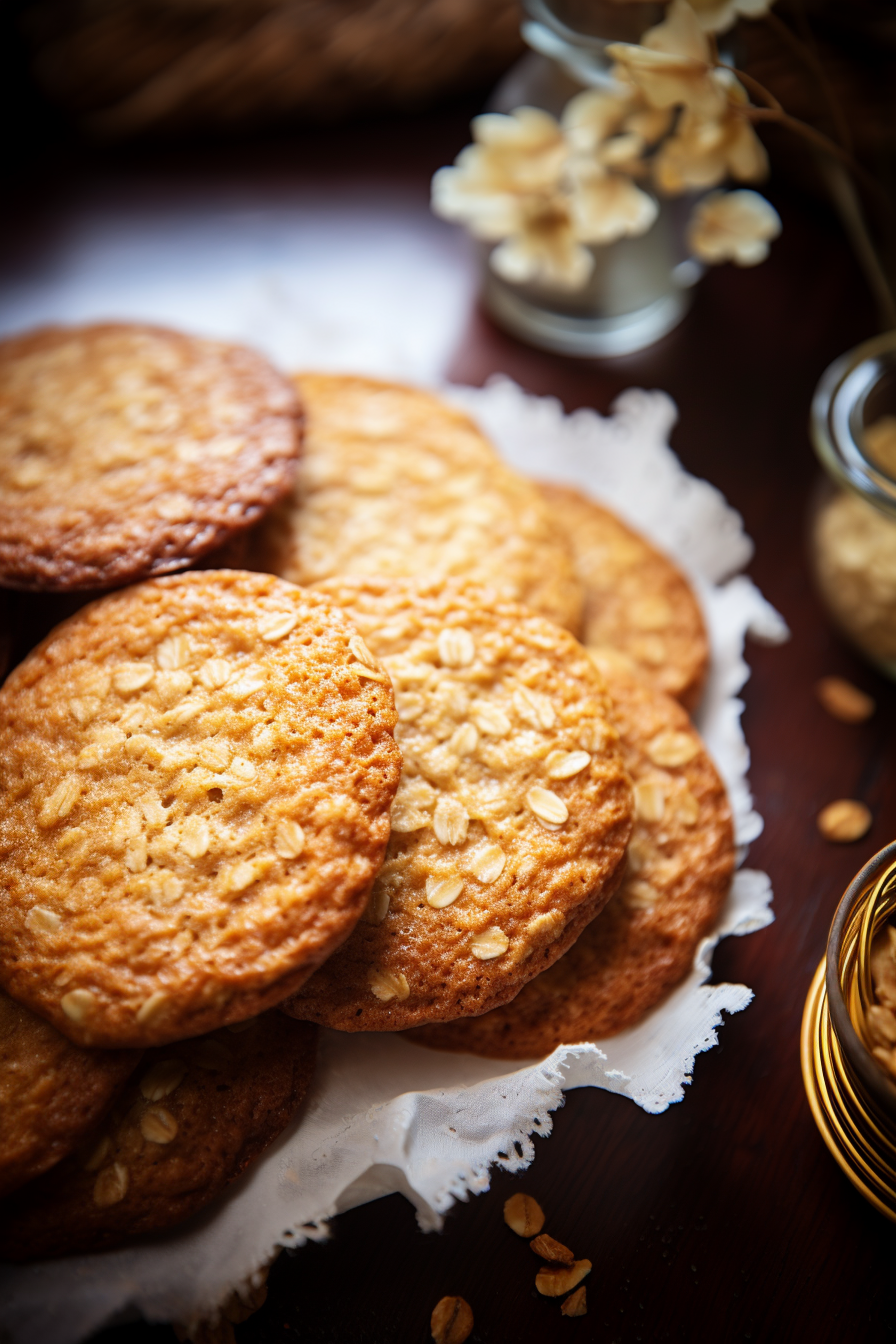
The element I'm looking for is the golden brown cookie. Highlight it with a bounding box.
[0,323,301,590]
[538,483,708,711]
[281,578,633,1032]
[0,991,140,1199]
[0,570,401,1048]
[253,374,583,634]
[0,1013,317,1260]
[412,652,734,1057]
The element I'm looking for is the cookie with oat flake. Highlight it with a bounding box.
[0,323,301,590]
[412,651,734,1057]
[253,373,584,635]
[281,578,633,1032]
[538,483,708,711]
[0,1013,316,1260]
[0,990,141,1199]
[0,570,401,1047]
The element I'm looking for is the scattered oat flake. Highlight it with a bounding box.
[93,1162,129,1208]
[259,611,298,642]
[349,634,379,669]
[817,799,872,843]
[816,676,875,724]
[437,627,475,668]
[469,844,506,884]
[60,988,95,1022]
[504,1192,545,1237]
[368,968,410,1002]
[430,1295,474,1344]
[140,1059,187,1101]
[546,750,590,780]
[530,1233,574,1264]
[561,1286,587,1317]
[535,1259,592,1297]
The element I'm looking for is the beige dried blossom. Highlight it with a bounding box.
[489,195,596,291]
[431,107,567,242]
[687,189,781,266]
[606,1,729,118]
[568,160,658,246]
[654,90,768,194]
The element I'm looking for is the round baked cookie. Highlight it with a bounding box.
[0,323,301,590]
[253,373,584,634]
[538,483,708,711]
[412,651,734,1057]
[0,991,140,1199]
[0,570,401,1048]
[281,578,633,1032]
[0,1013,317,1261]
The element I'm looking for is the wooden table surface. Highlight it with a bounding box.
[7,102,896,1344]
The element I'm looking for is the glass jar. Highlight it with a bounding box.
[482,0,701,358]
[809,331,896,677]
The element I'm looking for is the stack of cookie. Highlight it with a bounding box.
[0,323,734,1265]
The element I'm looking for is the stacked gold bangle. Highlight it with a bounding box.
[802,845,896,1221]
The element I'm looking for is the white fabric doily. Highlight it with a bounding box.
[0,378,785,1344]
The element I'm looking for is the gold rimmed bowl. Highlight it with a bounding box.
[802,840,896,1220]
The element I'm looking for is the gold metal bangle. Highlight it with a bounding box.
[801,856,896,1220]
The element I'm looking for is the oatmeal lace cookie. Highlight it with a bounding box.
[0,323,301,590]
[0,990,140,1199]
[538,483,708,711]
[281,578,633,1032]
[253,373,584,634]
[412,651,734,1057]
[0,1014,317,1260]
[0,571,401,1047]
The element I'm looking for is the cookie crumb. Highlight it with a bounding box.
[530,1233,574,1264]
[535,1259,592,1297]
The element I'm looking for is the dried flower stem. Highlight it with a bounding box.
[760,10,852,152]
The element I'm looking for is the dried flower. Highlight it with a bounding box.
[654,87,768,194]
[431,107,566,241]
[687,189,781,265]
[688,0,776,36]
[489,194,596,290]
[568,160,658,247]
[606,1,728,118]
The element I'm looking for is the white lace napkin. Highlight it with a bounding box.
[0,378,785,1344]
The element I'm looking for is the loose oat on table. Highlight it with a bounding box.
[252,373,584,633]
[0,990,140,1199]
[0,570,401,1047]
[815,676,876,725]
[561,1286,587,1317]
[0,324,301,590]
[538,482,708,711]
[816,799,872,843]
[535,1260,592,1297]
[281,578,632,1032]
[0,1013,316,1260]
[531,1233,574,1264]
[430,1296,474,1344]
[504,1192,545,1237]
[414,651,734,1057]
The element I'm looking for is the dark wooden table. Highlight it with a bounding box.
[7,103,896,1344]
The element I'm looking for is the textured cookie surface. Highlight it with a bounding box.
[0,324,301,590]
[254,374,583,634]
[0,1013,317,1260]
[413,652,734,1057]
[0,570,401,1047]
[539,483,708,710]
[0,991,140,1199]
[282,579,632,1031]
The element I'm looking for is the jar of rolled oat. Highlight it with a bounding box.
[810,331,896,676]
